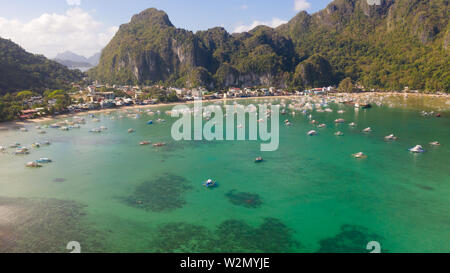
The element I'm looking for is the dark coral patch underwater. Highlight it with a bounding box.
[316,225,383,253]
[0,197,105,253]
[149,217,301,253]
[122,173,193,212]
[225,190,262,208]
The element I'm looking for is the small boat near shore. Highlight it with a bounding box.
[140,141,151,146]
[429,141,441,146]
[90,128,102,133]
[10,143,21,148]
[307,130,317,136]
[153,142,166,147]
[362,127,372,133]
[128,128,135,133]
[255,157,264,163]
[31,142,41,148]
[335,131,344,136]
[15,147,29,155]
[36,158,52,163]
[349,122,357,127]
[26,161,42,168]
[335,119,345,123]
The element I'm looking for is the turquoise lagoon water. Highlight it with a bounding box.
[0,98,449,253]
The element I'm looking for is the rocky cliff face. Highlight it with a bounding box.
[91,0,449,92]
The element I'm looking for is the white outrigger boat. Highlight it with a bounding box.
[409,145,425,153]
[90,128,102,133]
[26,161,42,168]
[15,147,30,155]
[352,152,367,159]
[384,134,398,141]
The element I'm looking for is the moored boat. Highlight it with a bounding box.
[26,161,42,168]
[384,134,398,141]
[409,145,425,153]
[203,179,217,188]
[90,128,102,133]
[36,158,52,163]
[31,142,41,148]
[352,152,367,159]
[15,147,29,155]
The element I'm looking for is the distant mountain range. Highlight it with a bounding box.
[90,0,449,92]
[53,51,101,70]
[0,37,84,94]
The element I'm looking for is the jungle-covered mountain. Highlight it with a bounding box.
[90,0,449,92]
[0,37,84,95]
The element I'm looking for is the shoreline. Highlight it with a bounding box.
[0,92,448,129]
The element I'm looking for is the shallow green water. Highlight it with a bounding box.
[0,98,449,253]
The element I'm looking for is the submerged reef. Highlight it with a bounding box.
[149,217,300,253]
[225,190,262,208]
[122,174,193,212]
[317,225,383,253]
[0,197,105,253]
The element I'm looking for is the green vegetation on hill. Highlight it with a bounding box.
[91,0,449,93]
[0,37,84,95]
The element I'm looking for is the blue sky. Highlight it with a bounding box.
[0,0,333,58]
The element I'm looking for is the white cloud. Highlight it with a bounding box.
[233,18,288,33]
[67,0,81,6]
[294,0,311,11]
[0,7,117,58]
